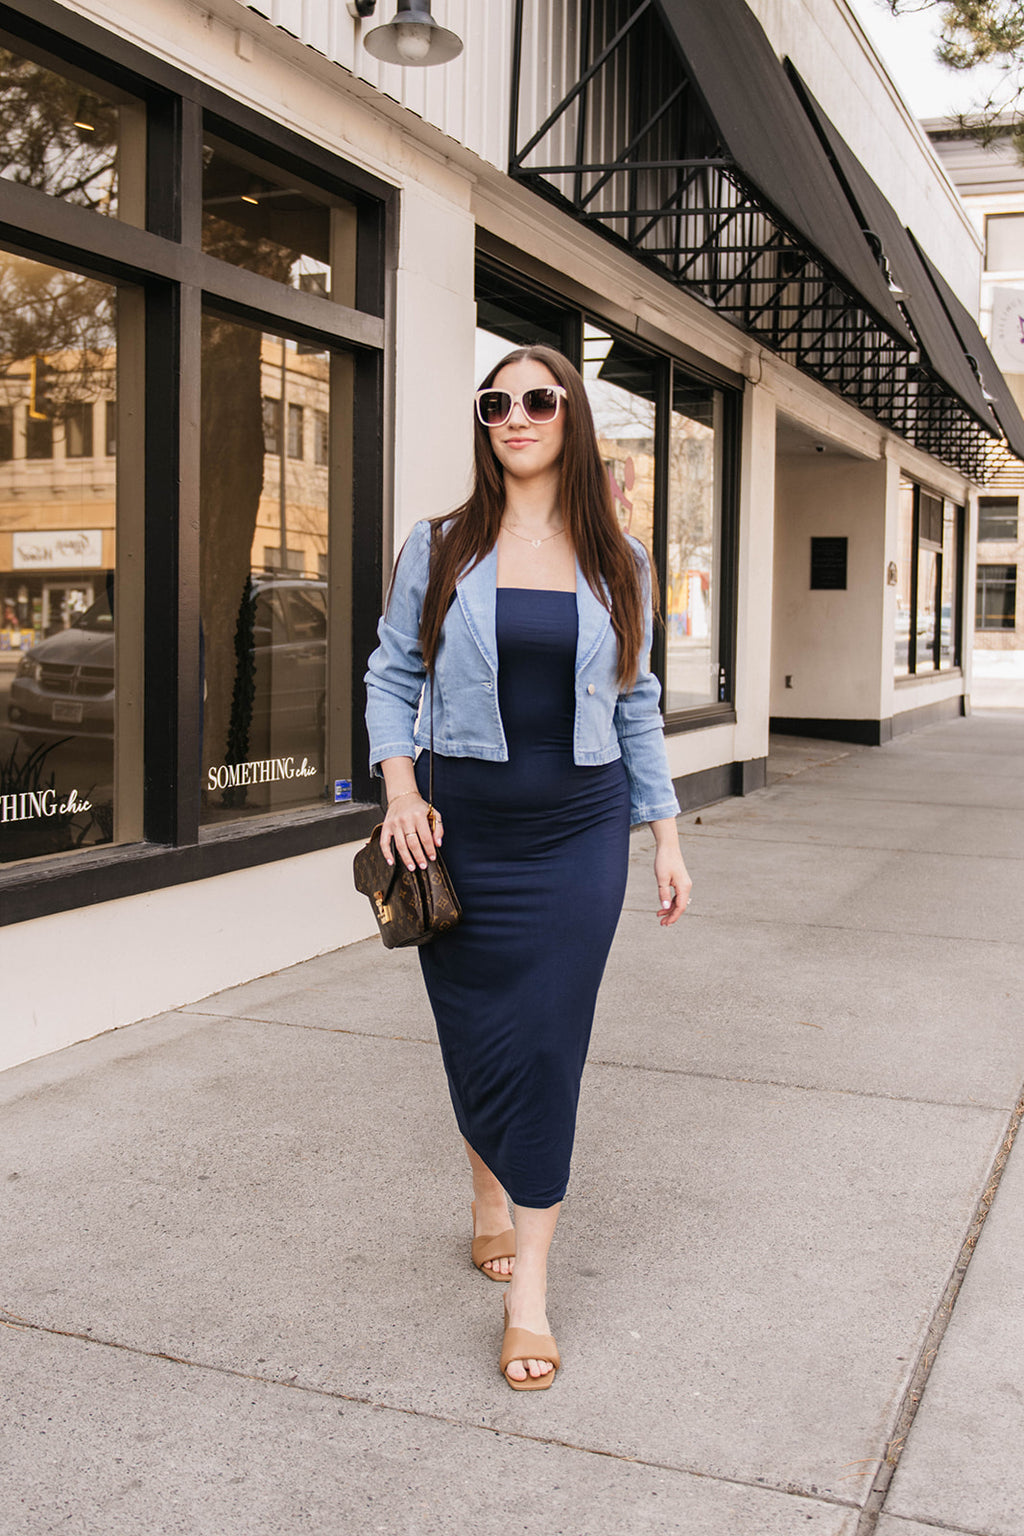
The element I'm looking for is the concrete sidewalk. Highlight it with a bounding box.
[3,711,1024,1536]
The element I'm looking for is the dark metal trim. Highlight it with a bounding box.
[0,807,381,927]
[665,704,737,733]
[475,235,745,391]
[0,180,385,351]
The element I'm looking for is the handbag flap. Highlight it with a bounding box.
[352,826,401,901]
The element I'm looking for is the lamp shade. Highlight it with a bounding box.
[364,0,463,66]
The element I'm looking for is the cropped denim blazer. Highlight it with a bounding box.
[364,518,681,826]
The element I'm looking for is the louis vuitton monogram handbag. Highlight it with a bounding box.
[353,676,461,950]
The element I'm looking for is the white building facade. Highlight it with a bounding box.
[928,120,1024,649]
[2,0,1020,1070]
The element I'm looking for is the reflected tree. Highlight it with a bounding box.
[0,48,118,211]
[199,220,292,787]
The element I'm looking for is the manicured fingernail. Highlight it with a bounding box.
[662,900,671,909]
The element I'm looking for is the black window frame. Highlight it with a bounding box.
[898,480,964,677]
[975,563,1017,631]
[0,0,393,925]
[978,495,1019,542]
[474,249,742,733]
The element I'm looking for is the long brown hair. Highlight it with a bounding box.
[414,345,650,688]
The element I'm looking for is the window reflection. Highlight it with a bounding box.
[0,41,145,224]
[666,375,720,712]
[894,480,915,677]
[916,547,938,672]
[201,136,355,305]
[0,252,119,863]
[940,504,959,664]
[583,325,656,557]
[200,319,338,825]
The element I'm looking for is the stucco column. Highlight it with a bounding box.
[734,381,776,766]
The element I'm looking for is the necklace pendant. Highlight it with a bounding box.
[530,538,542,549]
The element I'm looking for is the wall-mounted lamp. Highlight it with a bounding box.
[863,228,905,300]
[363,0,463,67]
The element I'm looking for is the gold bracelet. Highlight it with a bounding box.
[387,790,421,806]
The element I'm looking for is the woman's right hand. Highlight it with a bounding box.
[381,790,443,871]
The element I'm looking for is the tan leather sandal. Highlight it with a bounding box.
[471,1200,516,1281]
[500,1300,560,1391]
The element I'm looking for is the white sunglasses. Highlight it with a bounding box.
[474,385,568,428]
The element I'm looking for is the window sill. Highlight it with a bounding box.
[894,668,962,688]
[0,801,381,928]
[664,704,737,733]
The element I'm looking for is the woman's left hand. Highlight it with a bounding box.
[650,821,692,926]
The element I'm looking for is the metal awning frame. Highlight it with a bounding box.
[508,0,1000,480]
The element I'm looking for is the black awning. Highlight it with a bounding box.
[787,66,996,430]
[910,235,1024,462]
[508,0,999,478]
[653,0,912,346]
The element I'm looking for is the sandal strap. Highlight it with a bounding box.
[472,1228,516,1268]
[499,1327,560,1375]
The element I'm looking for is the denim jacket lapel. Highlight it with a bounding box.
[455,544,499,673]
[575,559,612,674]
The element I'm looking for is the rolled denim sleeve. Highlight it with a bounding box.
[614,540,681,825]
[364,520,431,775]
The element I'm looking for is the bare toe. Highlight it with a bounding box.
[505,1359,528,1382]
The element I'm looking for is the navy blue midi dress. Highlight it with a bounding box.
[414,587,630,1208]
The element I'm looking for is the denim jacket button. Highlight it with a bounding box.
[587,684,595,695]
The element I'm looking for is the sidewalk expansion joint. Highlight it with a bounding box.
[0,1310,861,1514]
[869,1514,996,1535]
[855,1084,1024,1536]
[618,906,1024,949]
[178,1009,439,1048]
[586,1054,1011,1114]
[679,828,1024,863]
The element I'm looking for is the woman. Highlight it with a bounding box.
[365,345,691,1390]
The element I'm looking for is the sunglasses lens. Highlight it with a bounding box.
[522,387,560,422]
[477,390,511,426]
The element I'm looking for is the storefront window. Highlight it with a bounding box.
[0,39,145,225]
[894,479,915,678]
[666,374,721,712]
[976,564,1017,629]
[1,253,120,863]
[583,324,656,557]
[474,263,738,720]
[475,266,568,372]
[915,545,938,673]
[200,317,346,826]
[201,135,356,306]
[895,481,959,676]
[940,504,960,664]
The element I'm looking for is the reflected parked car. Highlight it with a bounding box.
[244,574,327,741]
[7,573,328,746]
[8,579,114,744]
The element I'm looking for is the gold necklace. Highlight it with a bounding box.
[502,522,566,550]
